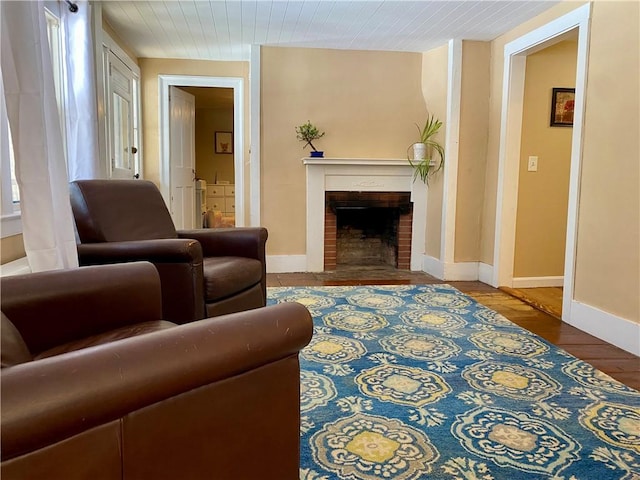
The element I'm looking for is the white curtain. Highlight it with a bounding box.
[63,0,102,181]
[1,1,78,271]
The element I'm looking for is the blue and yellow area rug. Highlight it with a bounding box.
[267,284,640,480]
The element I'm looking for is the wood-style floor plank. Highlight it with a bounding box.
[267,270,639,392]
[500,286,563,319]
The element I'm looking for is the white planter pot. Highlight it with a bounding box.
[412,143,427,160]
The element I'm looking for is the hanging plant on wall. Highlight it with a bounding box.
[296,120,325,158]
[407,114,445,183]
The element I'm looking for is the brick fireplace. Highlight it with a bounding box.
[303,158,426,272]
[324,191,413,270]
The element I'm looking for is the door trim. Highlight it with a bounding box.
[159,75,245,226]
[441,39,462,265]
[249,45,261,227]
[492,3,591,322]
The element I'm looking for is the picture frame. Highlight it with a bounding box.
[215,131,233,154]
[550,88,575,127]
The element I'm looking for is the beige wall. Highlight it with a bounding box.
[193,107,235,184]
[481,1,639,323]
[573,1,639,322]
[261,46,428,255]
[139,58,249,211]
[420,44,449,258]
[1,234,25,264]
[514,40,577,277]
[455,41,490,262]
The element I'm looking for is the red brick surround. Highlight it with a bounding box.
[324,192,413,270]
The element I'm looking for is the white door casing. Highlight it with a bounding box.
[169,86,196,229]
[159,75,245,226]
[492,3,591,322]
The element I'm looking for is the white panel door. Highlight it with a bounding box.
[169,86,196,229]
[107,51,137,179]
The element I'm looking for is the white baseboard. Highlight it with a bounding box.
[478,262,494,286]
[423,255,445,279]
[266,255,308,273]
[512,276,564,288]
[0,256,30,277]
[444,261,480,281]
[422,255,481,281]
[569,300,640,356]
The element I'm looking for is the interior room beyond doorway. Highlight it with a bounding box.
[179,86,235,228]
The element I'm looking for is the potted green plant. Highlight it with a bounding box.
[296,120,325,158]
[408,114,445,183]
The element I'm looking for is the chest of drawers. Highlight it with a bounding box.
[206,184,235,217]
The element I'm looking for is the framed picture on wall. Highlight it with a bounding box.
[550,88,575,127]
[215,131,233,154]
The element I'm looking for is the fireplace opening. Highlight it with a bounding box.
[324,192,413,270]
[336,207,399,267]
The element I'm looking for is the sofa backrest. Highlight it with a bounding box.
[70,180,178,242]
[0,262,164,356]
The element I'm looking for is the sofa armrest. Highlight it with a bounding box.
[77,239,203,265]
[1,302,313,462]
[0,262,162,356]
[177,227,267,260]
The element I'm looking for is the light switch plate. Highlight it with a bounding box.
[528,156,538,172]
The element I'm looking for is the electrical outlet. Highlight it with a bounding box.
[528,156,538,172]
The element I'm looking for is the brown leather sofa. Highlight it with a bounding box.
[1,262,313,480]
[69,179,268,323]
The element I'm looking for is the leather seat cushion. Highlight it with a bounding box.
[203,256,263,302]
[35,321,177,360]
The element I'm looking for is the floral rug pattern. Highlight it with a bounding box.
[267,284,640,480]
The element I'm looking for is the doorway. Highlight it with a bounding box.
[179,86,235,228]
[159,75,244,226]
[492,4,590,323]
[508,39,578,318]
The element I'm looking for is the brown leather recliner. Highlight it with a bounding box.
[69,179,268,323]
[1,262,313,480]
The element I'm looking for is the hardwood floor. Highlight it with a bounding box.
[267,267,640,391]
[500,286,563,319]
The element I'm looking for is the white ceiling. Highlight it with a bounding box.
[101,1,561,61]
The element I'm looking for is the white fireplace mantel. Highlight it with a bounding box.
[303,157,427,271]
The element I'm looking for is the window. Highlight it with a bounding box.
[0,68,22,237]
[1,4,67,238]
